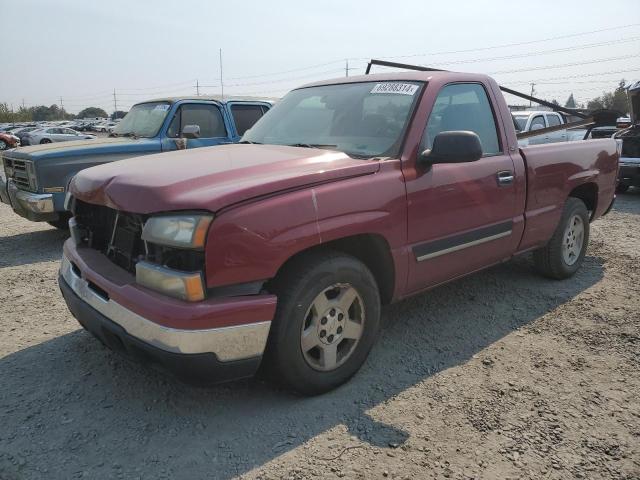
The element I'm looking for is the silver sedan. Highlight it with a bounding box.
[27,127,96,145]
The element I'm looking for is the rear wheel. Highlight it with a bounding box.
[40,138,52,144]
[265,251,381,395]
[533,197,590,279]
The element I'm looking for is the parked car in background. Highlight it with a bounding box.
[0,132,20,150]
[26,127,96,145]
[12,127,40,146]
[513,110,567,145]
[614,80,640,193]
[58,71,618,394]
[1,96,273,228]
[92,123,116,132]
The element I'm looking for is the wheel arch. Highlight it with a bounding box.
[268,233,396,305]
[568,182,598,220]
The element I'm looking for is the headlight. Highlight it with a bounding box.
[141,214,213,249]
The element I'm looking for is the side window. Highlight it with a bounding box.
[231,104,268,136]
[422,83,500,156]
[546,114,561,127]
[166,104,227,138]
[530,115,546,129]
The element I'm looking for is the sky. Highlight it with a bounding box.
[1,0,639,114]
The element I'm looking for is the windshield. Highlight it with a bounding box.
[243,81,423,158]
[112,102,170,138]
[513,115,529,131]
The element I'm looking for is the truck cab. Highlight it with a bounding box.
[0,96,273,227]
[513,110,567,146]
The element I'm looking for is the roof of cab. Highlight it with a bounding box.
[299,70,494,89]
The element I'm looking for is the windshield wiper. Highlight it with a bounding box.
[239,140,262,144]
[287,143,338,149]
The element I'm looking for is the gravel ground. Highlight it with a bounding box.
[0,192,638,480]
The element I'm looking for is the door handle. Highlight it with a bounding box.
[497,171,514,186]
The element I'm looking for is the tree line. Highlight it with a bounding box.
[562,79,631,115]
[0,104,126,123]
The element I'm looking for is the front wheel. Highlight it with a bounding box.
[0,140,6,150]
[265,251,381,395]
[40,138,52,144]
[533,197,590,279]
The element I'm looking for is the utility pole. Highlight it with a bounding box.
[219,48,224,100]
[529,83,536,107]
[60,97,64,119]
[113,89,117,119]
[346,59,349,77]
[21,99,25,110]
[196,79,200,96]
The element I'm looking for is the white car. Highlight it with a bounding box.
[513,111,568,146]
[27,127,96,145]
[93,123,116,132]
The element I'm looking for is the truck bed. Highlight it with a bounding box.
[517,138,618,252]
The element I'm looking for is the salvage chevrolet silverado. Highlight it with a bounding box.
[59,70,619,394]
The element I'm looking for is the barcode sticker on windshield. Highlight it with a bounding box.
[154,104,169,111]
[370,83,419,95]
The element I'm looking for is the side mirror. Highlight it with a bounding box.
[419,131,483,167]
[181,124,200,139]
[530,123,544,131]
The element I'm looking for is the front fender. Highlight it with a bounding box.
[204,161,408,291]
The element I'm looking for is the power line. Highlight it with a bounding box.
[490,54,639,74]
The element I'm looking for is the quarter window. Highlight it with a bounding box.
[546,114,561,127]
[167,104,227,138]
[423,83,501,156]
[530,115,546,129]
[231,104,269,136]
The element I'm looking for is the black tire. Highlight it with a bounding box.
[0,140,6,150]
[47,213,71,230]
[265,251,381,395]
[616,183,629,194]
[533,197,590,280]
[40,138,52,144]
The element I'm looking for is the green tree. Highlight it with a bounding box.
[587,80,631,114]
[564,94,576,109]
[77,107,108,119]
[111,110,128,120]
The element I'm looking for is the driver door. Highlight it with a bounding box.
[404,82,519,294]
[161,103,232,151]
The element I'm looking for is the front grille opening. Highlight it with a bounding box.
[87,281,110,302]
[73,200,206,277]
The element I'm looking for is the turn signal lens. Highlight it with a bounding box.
[136,261,205,302]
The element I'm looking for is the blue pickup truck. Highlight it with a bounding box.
[0,96,272,228]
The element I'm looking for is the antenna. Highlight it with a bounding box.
[219,49,224,100]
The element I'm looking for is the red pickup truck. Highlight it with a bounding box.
[59,70,619,394]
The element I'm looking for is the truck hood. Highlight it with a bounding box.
[7,137,160,161]
[71,144,381,213]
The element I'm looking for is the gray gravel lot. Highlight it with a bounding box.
[0,193,639,480]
